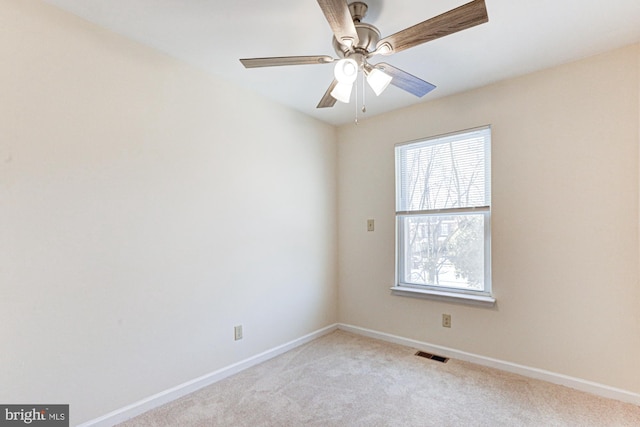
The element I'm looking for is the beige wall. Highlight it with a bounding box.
[338,44,640,394]
[0,1,338,424]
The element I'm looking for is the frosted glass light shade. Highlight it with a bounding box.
[334,58,358,84]
[330,81,354,103]
[366,68,392,96]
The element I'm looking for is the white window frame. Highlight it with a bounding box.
[391,126,495,306]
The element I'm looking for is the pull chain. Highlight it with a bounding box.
[362,71,367,114]
[353,70,368,125]
[354,71,359,125]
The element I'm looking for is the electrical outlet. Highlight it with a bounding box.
[367,219,375,232]
[234,325,243,341]
[442,314,451,328]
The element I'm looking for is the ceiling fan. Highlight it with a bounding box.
[240,0,488,109]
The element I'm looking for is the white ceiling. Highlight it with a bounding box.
[41,0,640,126]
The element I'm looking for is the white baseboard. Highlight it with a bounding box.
[78,324,339,427]
[79,321,639,426]
[338,323,640,406]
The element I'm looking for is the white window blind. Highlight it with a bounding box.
[396,127,491,213]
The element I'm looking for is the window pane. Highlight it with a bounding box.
[399,214,485,291]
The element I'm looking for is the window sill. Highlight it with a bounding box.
[390,285,496,307]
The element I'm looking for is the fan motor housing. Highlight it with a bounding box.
[333,23,381,58]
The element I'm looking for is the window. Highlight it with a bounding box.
[394,126,493,304]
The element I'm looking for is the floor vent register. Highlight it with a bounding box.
[415,351,449,363]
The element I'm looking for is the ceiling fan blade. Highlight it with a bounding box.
[317,0,360,48]
[317,80,339,108]
[375,0,488,55]
[240,56,334,68]
[376,63,436,97]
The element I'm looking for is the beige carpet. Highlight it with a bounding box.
[119,330,640,426]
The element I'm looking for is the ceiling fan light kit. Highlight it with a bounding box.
[330,81,354,103]
[240,0,488,118]
[364,65,393,96]
[334,58,359,84]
